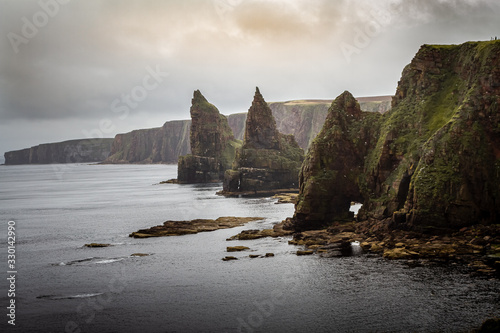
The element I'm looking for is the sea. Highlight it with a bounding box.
[0,164,499,333]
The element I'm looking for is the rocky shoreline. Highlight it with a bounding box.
[280,218,500,277]
[216,188,298,198]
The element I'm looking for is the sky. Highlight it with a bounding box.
[1,0,499,158]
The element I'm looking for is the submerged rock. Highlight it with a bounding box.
[474,318,500,333]
[220,88,304,195]
[84,243,111,248]
[273,192,299,204]
[227,246,250,252]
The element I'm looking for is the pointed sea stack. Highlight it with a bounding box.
[243,87,281,150]
[221,87,304,195]
[290,91,381,231]
[177,90,241,183]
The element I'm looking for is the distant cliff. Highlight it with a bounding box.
[4,138,114,165]
[228,97,391,151]
[104,120,190,164]
[290,40,500,232]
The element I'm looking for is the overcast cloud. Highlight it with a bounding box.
[0,0,499,157]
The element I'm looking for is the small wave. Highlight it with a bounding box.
[53,257,125,266]
[37,293,104,300]
[94,258,125,264]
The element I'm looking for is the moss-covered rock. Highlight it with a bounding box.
[291,91,382,231]
[382,41,500,230]
[290,40,500,232]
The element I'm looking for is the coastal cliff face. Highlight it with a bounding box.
[291,41,500,232]
[4,139,114,165]
[104,120,190,164]
[222,88,304,194]
[394,41,500,229]
[177,90,241,183]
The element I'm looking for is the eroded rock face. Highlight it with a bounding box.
[177,90,241,183]
[365,41,500,230]
[291,91,381,231]
[222,88,304,194]
[290,40,500,232]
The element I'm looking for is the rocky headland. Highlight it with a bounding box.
[282,40,500,275]
[220,88,305,196]
[4,138,114,165]
[177,90,242,183]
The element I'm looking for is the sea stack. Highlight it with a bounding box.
[221,87,304,195]
[291,91,381,231]
[177,90,241,183]
[289,40,500,232]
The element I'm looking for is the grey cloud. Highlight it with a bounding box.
[0,0,499,156]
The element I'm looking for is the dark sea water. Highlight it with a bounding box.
[0,164,499,333]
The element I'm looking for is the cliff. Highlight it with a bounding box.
[177,90,241,183]
[290,40,500,232]
[104,120,190,164]
[4,138,114,165]
[222,88,304,194]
